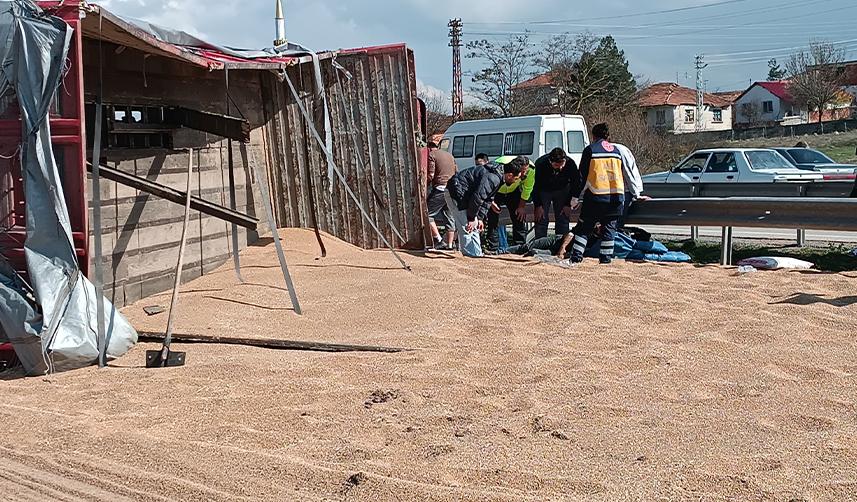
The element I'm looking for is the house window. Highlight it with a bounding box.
[475,134,503,157]
[545,131,563,152]
[684,108,695,124]
[712,109,723,123]
[503,132,535,156]
[762,101,774,113]
[656,110,666,125]
[451,135,474,158]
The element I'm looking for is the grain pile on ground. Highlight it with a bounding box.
[2,229,856,501]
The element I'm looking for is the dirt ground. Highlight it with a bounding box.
[2,229,856,501]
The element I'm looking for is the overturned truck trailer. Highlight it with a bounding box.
[0,0,428,374]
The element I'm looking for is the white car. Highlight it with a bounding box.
[643,148,824,185]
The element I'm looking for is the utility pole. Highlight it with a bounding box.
[694,54,707,132]
[449,18,463,120]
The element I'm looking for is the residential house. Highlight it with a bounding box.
[733,81,851,127]
[510,72,559,113]
[637,83,733,134]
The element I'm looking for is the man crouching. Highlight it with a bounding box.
[444,157,525,257]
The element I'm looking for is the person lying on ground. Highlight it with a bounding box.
[485,155,535,253]
[445,158,525,257]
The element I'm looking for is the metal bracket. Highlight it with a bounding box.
[145,349,186,368]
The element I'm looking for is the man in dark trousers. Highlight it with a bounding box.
[569,123,626,264]
[445,158,525,257]
[484,155,535,253]
[532,147,582,239]
[426,141,457,250]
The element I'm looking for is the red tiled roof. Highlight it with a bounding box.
[637,82,730,108]
[512,72,556,90]
[756,81,793,102]
[711,90,743,105]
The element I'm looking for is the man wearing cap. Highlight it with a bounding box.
[484,155,534,253]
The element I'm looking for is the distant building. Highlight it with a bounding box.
[637,83,733,134]
[733,81,851,127]
[511,72,560,112]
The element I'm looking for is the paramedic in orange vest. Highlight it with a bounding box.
[569,123,626,264]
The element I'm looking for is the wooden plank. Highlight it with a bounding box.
[137,331,410,353]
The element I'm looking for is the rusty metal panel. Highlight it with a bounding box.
[262,46,426,250]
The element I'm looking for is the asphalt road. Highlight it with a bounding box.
[645,225,857,243]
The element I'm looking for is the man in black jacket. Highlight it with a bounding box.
[445,158,526,257]
[532,147,583,239]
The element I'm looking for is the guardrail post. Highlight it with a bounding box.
[720,226,734,266]
[690,184,699,242]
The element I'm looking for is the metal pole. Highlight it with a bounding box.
[726,226,734,264]
[91,102,107,368]
[796,229,806,247]
[247,146,302,315]
[161,149,195,356]
[720,226,730,266]
[225,69,244,283]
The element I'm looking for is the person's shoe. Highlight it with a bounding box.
[569,254,584,264]
[483,249,499,256]
[599,256,613,264]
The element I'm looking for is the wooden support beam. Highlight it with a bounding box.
[86,161,258,230]
[137,331,410,354]
[163,106,250,142]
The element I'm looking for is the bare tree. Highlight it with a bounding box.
[465,34,535,117]
[418,89,452,139]
[740,102,761,126]
[785,41,845,129]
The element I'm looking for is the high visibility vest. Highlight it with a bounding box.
[584,140,625,196]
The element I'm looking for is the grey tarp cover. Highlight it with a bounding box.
[0,0,136,375]
[121,16,313,59]
[120,15,338,187]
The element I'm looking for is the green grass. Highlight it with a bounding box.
[663,240,857,272]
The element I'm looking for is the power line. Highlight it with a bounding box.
[468,0,750,25]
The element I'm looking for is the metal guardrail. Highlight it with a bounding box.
[499,197,857,266]
[628,197,857,265]
[642,180,855,243]
[627,197,857,232]
[642,180,855,199]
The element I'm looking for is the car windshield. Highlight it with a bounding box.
[788,148,834,164]
[745,150,793,170]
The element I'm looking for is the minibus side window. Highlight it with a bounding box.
[451,136,474,158]
[475,133,503,157]
[567,131,586,154]
[504,132,534,156]
[545,131,563,152]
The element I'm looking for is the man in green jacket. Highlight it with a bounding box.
[485,155,535,252]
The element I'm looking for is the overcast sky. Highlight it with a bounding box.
[98,0,857,109]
